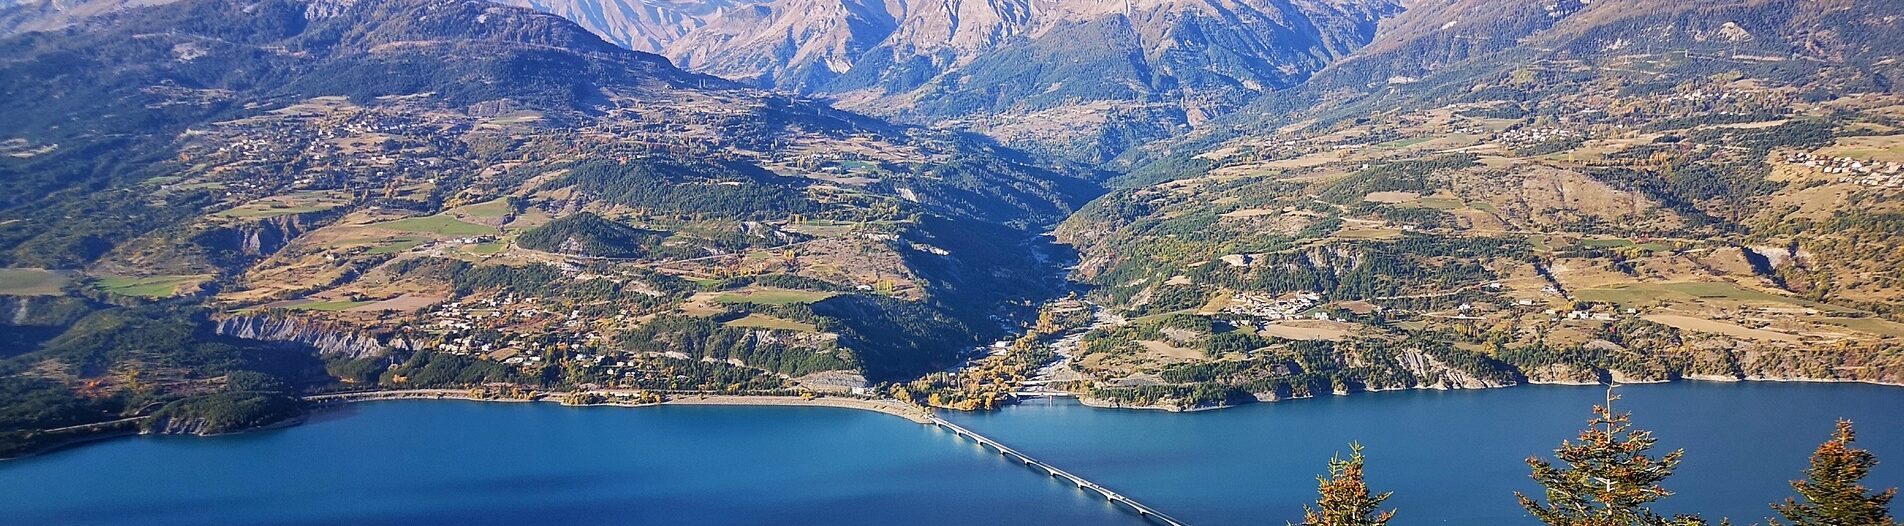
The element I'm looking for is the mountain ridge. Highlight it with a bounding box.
[0,0,1101,450]
[498,0,1399,162]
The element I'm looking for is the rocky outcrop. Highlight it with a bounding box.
[498,0,754,53]
[1387,349,1518,390]
[214,315,418,359]
[1736,345,1904,386]
[519,0,1399,160]
[0,295,93,327]
[195,208,348,262]
[1076,393,1243,412]
[141,393,308,436]
[794,370,869,391]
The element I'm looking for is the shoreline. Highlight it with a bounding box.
[1071,375,1904,413]
[660,394,935,424]
[13,376,1901,460]
[306,390,936,424]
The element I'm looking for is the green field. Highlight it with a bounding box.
[218,204,337,219]
[1578,238,1673,253]
[172,182,228,191]
[456,198,514,219]
[487,112,544,125]
[714,287,835,306]
[0,268,71,296]
[467,241,509,255]
[216,192,349,219]
[365,237,428,255]
[1576,281,1845,311]
[96,275,204,298]
[1334,227,1401,240]
[1814,317,1904,338]
[1579,238,1635,249]
[287,300,374,312]
[374,215,495,236]
[724,313,818,332]
[1377,136,1433,149]
[1409,197,1465,210]
[786,220,860,237]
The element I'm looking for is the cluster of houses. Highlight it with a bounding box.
[1782,152,1904,188]
[182,106,464,198]
[1224,291,1322,320]
[412,295,704,386]
[1496,126,1580,147]
[421,296,609,360]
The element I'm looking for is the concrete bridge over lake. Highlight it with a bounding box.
[929,416,1189,526]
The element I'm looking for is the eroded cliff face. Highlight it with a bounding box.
[1382,349,1517,391]
[0,295,97,355]
[0,295,93,327]
[1513,341,1904,387]
[214,315,417,359]
[197,208,349,262]
[1735,344,1904,386]
[88,206,350,279]
[140,393,308,436]
[141,414,230,436]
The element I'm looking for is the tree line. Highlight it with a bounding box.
[1295,389,1896,526]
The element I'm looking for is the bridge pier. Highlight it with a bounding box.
[931,417,1189,526]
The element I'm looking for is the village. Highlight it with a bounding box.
[175,98,472,201]
[1782,151,1904,188]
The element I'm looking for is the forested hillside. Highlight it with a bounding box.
[1016,0,1904,411]
[0,0,1097,456]
[3,0,1902,457]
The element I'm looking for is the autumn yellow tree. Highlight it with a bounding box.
[1296,443,1395,526]
[1771,420,1898,526]
[1519,388,1712,526]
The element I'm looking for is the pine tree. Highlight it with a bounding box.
[1771,420,1898,526]
[1518,387,1711,526]
[1296,443,1395,526]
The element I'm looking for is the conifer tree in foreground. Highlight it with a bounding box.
[1771,420,1898,526]
[1518,388,1712,526]
[1297,443,1395,526]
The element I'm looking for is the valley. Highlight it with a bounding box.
[0,0,1899,508]
[0,0,1096,457]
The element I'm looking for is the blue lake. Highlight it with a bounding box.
[947,382,1904,525]
[2,382,1899,525]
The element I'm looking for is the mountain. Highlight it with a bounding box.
[1120,0,1904,177]
[513,0,1400,162]
[1047,0,1904,408]
[1301,0,1904,95]
[496,0,757,52]
[0,0,1100,453]
[663,0,893,91]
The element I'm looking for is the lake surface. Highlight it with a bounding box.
[0,403,1146,526]
[2,382,1898,525]
[948,382,1904,525]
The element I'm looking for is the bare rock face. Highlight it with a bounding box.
[499,0,754,53]
[215,315,418,359]
[1521,362,1604,385]
[1390,348,1516,390]
[514,0,1399,160]
[664,0,898,91]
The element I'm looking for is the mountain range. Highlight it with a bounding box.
[2,0,1903,456]
[495,0,1398,161]
[0,0,1103,451]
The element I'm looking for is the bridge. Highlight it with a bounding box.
[929,416,1190,526]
